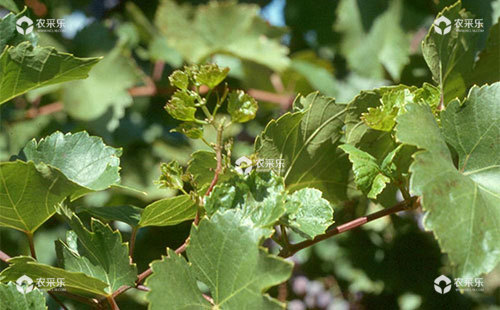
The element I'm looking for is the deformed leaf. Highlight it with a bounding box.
[395,83,500,277]
[228,90,258,123]
[139,195,196,227]
[339,144,390,199]
[0,283,46,310]
[62,47,141,130]
[185,151,217,189]
[0,256,109,296]
[55,217,137,294]
[22,131,122,193]
[154,0,289,71]
[172,122,204,139]
[422,2,480,104]
[191,64,229,89]
[146,211,293,309]
[255,92,349,203]
[282,188,333,239]
[157,161,184,190]
[0,161,80,233]
[0,42,100,105]
[470,19,500,86]
[0,9,37,52]
[168,69,189,90]
[165,89,198,122]
[205,172,286,231]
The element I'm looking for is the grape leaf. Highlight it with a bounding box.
[22,131,122,195]
[0,161,80,233]
[0,0,19,13]
[0,283,46,310]
[78,205,142,227]
[154,0,289,71]
[395,83,500,277]
[55,217,137,294]
[228,90,258,123]
[470,19,500,86]
[139,195,196,227]
[0,42,100,105]
[146,211,293,309]
[335,0,409,80]
[339,144,390,199]
[422,2,480,105]
[255,92,349,203]
[282,188,333,239]
[0,256,109,296]
[185,151,217,189]
[62,47,141,130]
[0,9,37,52]
[205,172,286,231]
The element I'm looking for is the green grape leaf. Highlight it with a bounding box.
[0,0,19,13]
[422,2,480,105]
[335,0,409,80]
[0,256,109,296]
[165,89,198,122]
[282,188,333,239]
[139,195,196,227]
[255,92,349,203]
[172,122,204,139]
[0,9,37,52]
[395,83,500,277]
[146,249,211,309]
[185,151,217,189]
[0,42,100,105]
[0,283,46,310]
[470,19,500,86]
[55,217,137,294]
[205,172,286,232]
[191,64,229,89]
[154,0,289,71]
[78,205,142,227]
[62,47,141,130]
[228,90,258,123]
[157,161,184,190]
[0,161,80,233]
[146,211,293,309]
[339,144,390,199]
[168,69,189,90]
[22,131,122,194]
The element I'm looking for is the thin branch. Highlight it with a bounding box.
[129,227,138,263]
[0,250,11,262]
[152,61,165,81]
[47,291,69,310]
[52,291,99,307]
[107,295,120,310]
[204,124,223,198]
[25,101,63,119]
[279,198,417,258]
[247,89,293,110]
[26,232,37,260]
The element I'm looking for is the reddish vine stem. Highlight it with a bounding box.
[107,295,120,310]
[279,198,417,258]
[0,250,11,262]
[47,292,69,310]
